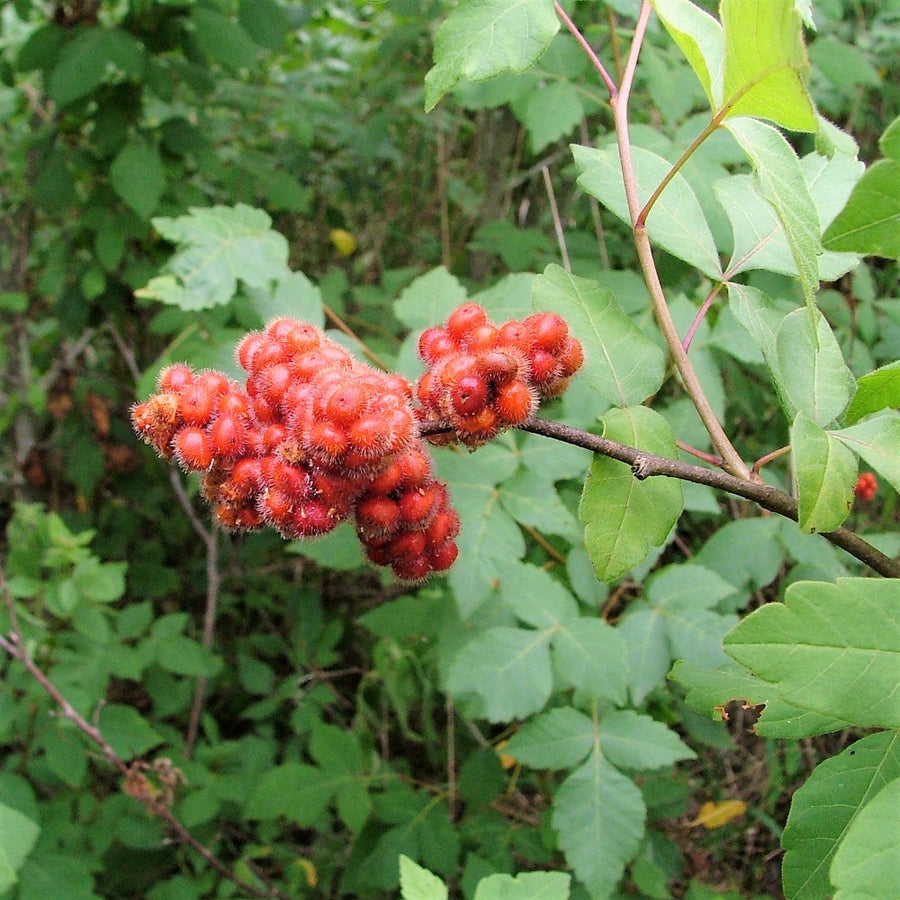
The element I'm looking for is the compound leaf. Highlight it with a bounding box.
[597,710,696,771]
[425,0,559,111]
[552,749,646,900]
[504,707,595,769]
[552,617,628,704]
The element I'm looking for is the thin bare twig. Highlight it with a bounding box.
[542,164,571,272]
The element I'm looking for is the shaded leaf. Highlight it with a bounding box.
[618,607,669,705]
[724,578,900,729]
[532,265,667,406]
[504,707,595,769]
[445,627,553,722]
[110,143,166,220]
[425,0,559,111]
[580,407,683,582]
[246,763,342,826]
[498,561,578,629]
[500,469,581,540]
[97,704,163,759]
[572,144,722,278]
[521,81,583,153]
[782,732,900,900]
[552,749,646,900]
[191,6,258,72]
[597,710,696,770]
[553,617,629,704]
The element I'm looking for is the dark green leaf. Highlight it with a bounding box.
[97,704,164,759]
[110,142,166,220]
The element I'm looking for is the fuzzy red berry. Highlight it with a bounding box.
[398,485,438,524]
[450,375,489,416]
[418,327,456,365]
[526,312,568,352]
[428,540,459,572]
[178,383,217,426]
[157,364,194,394]
[494,380,536,425]
[174,427,214,470]
[209,416,248,458]
[356,496,401,535]
[446,303,488,342]
[854,472,878,501]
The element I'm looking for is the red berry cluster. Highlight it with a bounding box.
[416,303,584,448]
[854,472,878,502]
[131,319,458,580]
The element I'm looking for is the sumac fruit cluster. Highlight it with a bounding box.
[132,306,583,580]
[416,303,584,448]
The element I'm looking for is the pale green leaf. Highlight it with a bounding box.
[474,871,571,900]
[532,264,667,406]
[726,117,821,305]
[504,707,595,769]
[646,562,738,611]
[498,562,578,629]
[0,804,40,894]
[425,0,559,112]
[500,469,581,540]
[774,308,855,426]
[727,282,792,366]
[247,270,324,328]
[393,267,468,331]
[832,410,900,493]
[651,0,724,106]
[720,0,816,131]
[831,776,900,900]
[552,617,629,704]
[110,142,166,220]
[617,607,669,705]
[446,626,553,722]
[579,407,683,582]
[846,361,900,425]
[782,732,900,900]
[597,710,696,770]
[139,205,290,310]
[399,855,449,900]
[724,578,900,729]
[552,749,646,900]
[822,159,900,260]
[571,144,722,278]
[791,413,856,534]
[517,432,591,481]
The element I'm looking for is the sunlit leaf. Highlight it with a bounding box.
[845,361,900,425]
[393,267,468,331]
[425,0,559,111]
[724,578,900,729]
[571,144,722,278]
[474,871,571,900]
[399,855,448,900]
[832,410,900,493]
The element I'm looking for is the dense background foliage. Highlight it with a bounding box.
[1,1,898,899]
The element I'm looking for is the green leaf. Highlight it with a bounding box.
[809,36,882,90]
[520,81,584,153]
[399,855,449,900]
[72,559,126,604]
[596,710,696,770]
[571,144,722,278]
[846,361,900,425]
[246,763,340,825]
[830,776,900,900]
[617,608,669,705]
[774,308,855,426]
[247,270,325,329]
[155,634,223,677]
[832,410,900,493]
[651,0,724,107]
[47,26,144,107]
[822,159,900,259]
[139,205,290,310]
[499,469,580,540]
[424,0,559,112]
[724,578,900,730]
[288,522,364,571]
[474,871,571,900]
[532,265,667,406]
[238,0,290,49]
[720,0,816,131]
[109,142,166,220]
[579,407,684,582]
[553,618,629,704]
[445,626,553,722]
[0,803,40,894]
[791,413,856,534]
[499,562,578,629]
[393,267,468,332]
[97,704,164,759]
[726,117,821,305]
[191,6,258,72]
[880,115,900,160]
[504,707,595,769]
[782,732,900,900]
[552,748,646,900]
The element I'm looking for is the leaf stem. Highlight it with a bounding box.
[610,1,749,479]
[683,282,725,352]
[555,2,618,97]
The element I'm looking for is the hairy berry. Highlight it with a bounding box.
[178,383,217,426]
[854,472,878,501]
[494,381,535,425]
[356,496,401,535]
[174,427,214,470]
[446,303,488,341]
[526,312,568,352]
[157,364,194,394]
[208,416,248,458]
[418,327,456,365]
[450,375,489,416]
